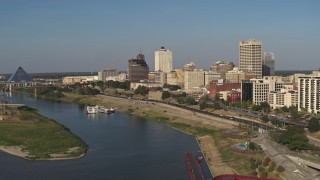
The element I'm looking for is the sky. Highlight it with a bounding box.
[0,0,319,73]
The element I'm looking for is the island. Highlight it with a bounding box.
[0,105,88,160]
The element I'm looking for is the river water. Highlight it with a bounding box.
[0,92,212,180]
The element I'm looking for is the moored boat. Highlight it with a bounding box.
[86,106,99,114]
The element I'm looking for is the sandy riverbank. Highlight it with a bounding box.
[70,93,237,176]
[0,145,86,161]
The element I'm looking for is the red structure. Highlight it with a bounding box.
[227,91,241,104]
[185,152,204,180]
[214,174,275,180]
[209,80,241,98]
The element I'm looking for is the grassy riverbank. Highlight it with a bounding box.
[0,107,87,160]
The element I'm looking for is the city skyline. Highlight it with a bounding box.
[1,0,319,73]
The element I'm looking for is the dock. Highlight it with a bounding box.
[185,151,205,180]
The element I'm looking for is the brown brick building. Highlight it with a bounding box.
[128,53,149,82]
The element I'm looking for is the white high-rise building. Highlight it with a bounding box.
[155,46,173,73]
[298,75,320,114]
[239,39,262,79]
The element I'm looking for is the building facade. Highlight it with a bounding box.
[98,68,117,82]
[242,76,288,105]
[268,89,298,109]
[128,54,149,82]
[262,52,275,76]
[209,80,241,98]
[155,46,173,73]
[184,69,205,90]
[148,71,167,86]
[210,61,234,80]
[298,75,320,114]
[239,39,262,79]
[205,71,221,87]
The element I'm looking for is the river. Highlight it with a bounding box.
[0,92,212,180]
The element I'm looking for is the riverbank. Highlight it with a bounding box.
[0,106,88,160]
[63,93,267,176]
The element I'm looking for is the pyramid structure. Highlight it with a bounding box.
[7,66,33,83]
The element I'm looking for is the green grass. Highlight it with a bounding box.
[0,109,88,160]
[290,153,320,164]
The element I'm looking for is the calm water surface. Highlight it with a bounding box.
[0,92,212,180]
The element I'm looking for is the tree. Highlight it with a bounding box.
[261,115,269,123]
[199,101,207,110]
[276,165,285,173]
[185,96,195,105]
[263,157,271,167]
[199,95,209,102]
[287,134,309,150]
[213,102,221,110]
[268,161,276,172]
[163,83,181,91]
[161,91,171,100]
[278,125,309,150]
[308,117,320,133]
[289,105,302,121]
[134,85,148,96]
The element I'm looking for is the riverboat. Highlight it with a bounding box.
[86,105,99,114]
[86,105,115,114]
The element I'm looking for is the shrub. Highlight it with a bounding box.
[257,166,265,173]
[268,161,276,172]
[250,170,258,177]
[250,158,258,169]
[259,171,268,178]
[263,157,271,167]
[276,165,285,173]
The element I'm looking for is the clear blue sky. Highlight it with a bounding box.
[1,0,319,73]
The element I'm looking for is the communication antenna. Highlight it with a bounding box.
[139,48,142,54]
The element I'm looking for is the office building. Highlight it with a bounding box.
[210,61,234,80]
[155,46,173,73]
[239,39,262,78]
[184,69,205,90]
[262,52,275,76]
[98,68,117,82]
[128,53,149,82]
[241,76,289,105]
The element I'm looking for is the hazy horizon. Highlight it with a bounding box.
[1,0,319,73]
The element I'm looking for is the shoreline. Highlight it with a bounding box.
[6,92,236,175]
[0,146,85,161]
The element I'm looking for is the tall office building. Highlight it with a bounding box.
[262,52,275,76]
[155,46,173,73]
[128,53,149,82]
[239,39,262,79]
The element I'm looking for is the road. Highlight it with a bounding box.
[253,133,320,180]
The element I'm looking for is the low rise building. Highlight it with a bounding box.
[62,76,98,84]
[268,89,298,109]
[209,80,241,99]
[98,68,117,82]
